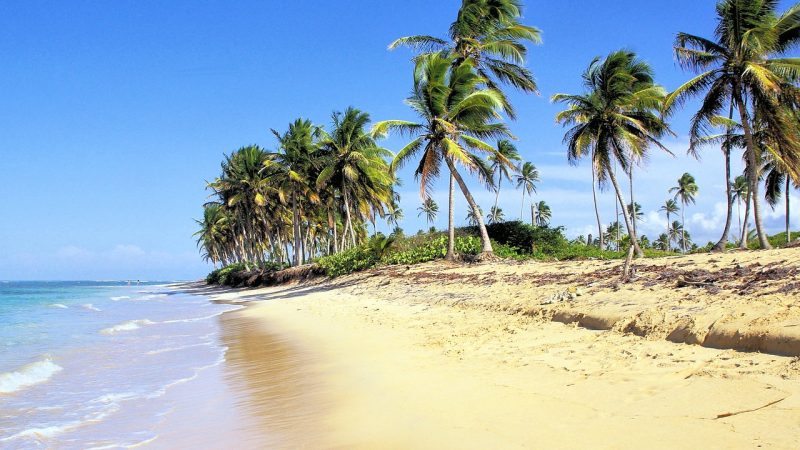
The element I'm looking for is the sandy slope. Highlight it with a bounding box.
[206,247,800,448]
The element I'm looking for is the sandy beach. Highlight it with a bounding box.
[192,247,800,448]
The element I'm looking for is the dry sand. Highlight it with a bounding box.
[205,247,800,448]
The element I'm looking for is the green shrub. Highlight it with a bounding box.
[460,221,569,255]
[317,242,382,277]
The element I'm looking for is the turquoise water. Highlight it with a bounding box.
[0,281,238,448]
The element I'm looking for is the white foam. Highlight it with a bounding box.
[109,296,130,301]
[100,320,155,335]
[49,304,68,309]
[145,342,214,356]
[0,358,63,394]
[81,304,101,312]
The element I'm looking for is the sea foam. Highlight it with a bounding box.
[0,358,63,394]
[100,320,155,335]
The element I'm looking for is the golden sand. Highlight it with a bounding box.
[199,247,800,448]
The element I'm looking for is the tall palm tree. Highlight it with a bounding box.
[372,52,511,259]
[666,0,800,250]
[670,173,698,253]
[317,107,395,250]
[659,199,679,249]
[265,118,321,266]
[514,161,539,220]
[417,198,439,225]
[389,0,541,118]
[731,174,749,244]
[487,206,505,224]
[764,156,799,244]
[489,140,521,213]
[534,200,551,227]
[553,50,673,258]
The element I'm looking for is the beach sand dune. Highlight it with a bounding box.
[204,247,800,448]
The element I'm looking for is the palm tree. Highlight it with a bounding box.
[265,119,322,266]
[655,233,671,251]
[764,156,799,244]
[670,173,698,253]
[389,0,541,118]
[534,200,551,227]
[666,0,800,250]
[417,198,439,225]
[386,202,404,229]
[626,202,644,225]
[317,107,395,250]
[373,52,511,259]
[487,206,504,224]
[514,161,539,221]
[605,221,624,251]
[553,50,673,258]
[466,205,481,226]
[194,202,231,267]
[489,140,521,213]
[659,199,679,250]
[731,174,749,245]
[669,220,685,250]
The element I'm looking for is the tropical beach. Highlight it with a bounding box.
[3,0,800,448]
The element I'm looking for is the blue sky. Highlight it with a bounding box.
[1,1,797,280]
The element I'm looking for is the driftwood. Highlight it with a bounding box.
[676,276,714,288]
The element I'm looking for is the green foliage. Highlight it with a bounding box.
[461,221,568,255]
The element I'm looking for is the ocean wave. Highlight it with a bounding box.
[81,304,101,312]
[0,358,63,394]
[109,296,130,301]
[49,304,68,309]
[100,320,155,335]
[145,342,214,356]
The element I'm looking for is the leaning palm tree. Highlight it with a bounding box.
[487,206,504,224]
[659,199,679,249]
[489,140,521,212]
[666,0,800,250]
[372,52,511,259]
[534,200,551,227]
[670,173,698,253]
[417,198,439,225]
[389,0,541,118]
[514,161,539,221]
[553,50,673,258]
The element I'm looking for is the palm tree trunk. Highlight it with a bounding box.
[737,198,742,244]
[786,176,791,244]
[591,160,604,250]
[629,167,642,257]
[734,92,771,249]
[713,105,735,252]
[342,189,357,249]
[681,206,686,253]
[446,174,456,260]
[666,212,671,252]
[607,167,642,257]
[520,189,525,221]
[446,157,493,255]
[740,190,752,249]
[291,192,302,266]
[493,177,502,214]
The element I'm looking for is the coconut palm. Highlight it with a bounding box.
[389,0,541,118]
[666,0,800,250]
[669,220,685,250]
[514,161,539,221]
[372,52,511,259]
[534,200,551,227]
[487,206,505,224]
[466,205,481,226]
[417,198,439,224]
[731,174,749,244]
[764,156,799,244]
[317,107,395,250]
[605,221,624,251]
[194,202,231,267]
[626,202,644,225]
[553,50,673,258]
[386,202,404,229]
[489,140,521,212]
[265,118,322,266]
[670,173,699,253]
[659,199,679,250]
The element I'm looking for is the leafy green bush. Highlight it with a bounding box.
[317,242,382,277]
[461,221,569,255]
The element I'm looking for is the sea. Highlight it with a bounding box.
[0,281,240,449]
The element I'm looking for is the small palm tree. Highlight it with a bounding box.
[417,198,439,225]
[487,206,504,224]
[659,199,679,250]
[534,201,551,227]
[515,162,539,221]
[626,202,644,225]
[489,140,522,213]
[669,220,685,250]
[466,205,481,227]
[731,175,749,245]
[670,173,698,253]
[386,202,404,229]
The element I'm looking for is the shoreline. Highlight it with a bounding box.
[189,247,800,448]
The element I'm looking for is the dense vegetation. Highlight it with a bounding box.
[198,0,800,286]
